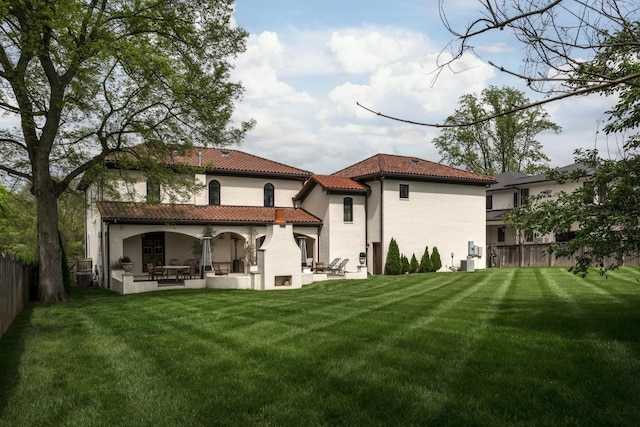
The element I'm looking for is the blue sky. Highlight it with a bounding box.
[230,1,614,175]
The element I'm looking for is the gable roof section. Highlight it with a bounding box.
[332,153,495,185]
[294,175,369,201]
[97,202,321,225]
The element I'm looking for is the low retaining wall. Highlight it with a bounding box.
[109,268,367,295]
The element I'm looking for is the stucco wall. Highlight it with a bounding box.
[258,222,302,290]
[194,175,302,207]
[298,185,331,265]
[325,193,367,274]
[381,180,487,271]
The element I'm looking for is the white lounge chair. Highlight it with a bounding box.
[330,259,349,275]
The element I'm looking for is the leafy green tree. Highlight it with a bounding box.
[409,254,419,273]
[1,182,85,267]
[0,1,252,302]
[498,8,640,276]
[0,184,37,263]
[384,238,402,275]
[432,86,560,175]
[431,247,442,272]
[419,246,433,273]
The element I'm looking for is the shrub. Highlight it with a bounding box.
[401,254,410,274]
[431,246,442,272]
[384,238,402,275]
[419,246,433,273]
[409,254,419,273]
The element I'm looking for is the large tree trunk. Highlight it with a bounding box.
[34,167,70,303]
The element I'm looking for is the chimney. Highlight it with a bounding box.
[197,151,202,167]
[274,208,285,225]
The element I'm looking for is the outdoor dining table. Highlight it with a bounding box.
[163,265,190,282]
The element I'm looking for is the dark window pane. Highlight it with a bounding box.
[399,184,409,199]
[343,197,353,222]
[208,180,220,205]
[264,183,274,207]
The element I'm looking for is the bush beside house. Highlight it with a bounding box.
[384,238,402,275]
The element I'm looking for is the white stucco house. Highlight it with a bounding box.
[83,147,494,294]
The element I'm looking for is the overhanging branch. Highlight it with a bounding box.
[357,71,640,128]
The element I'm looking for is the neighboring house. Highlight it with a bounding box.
[486,163,591,247]
[84,148,494,294]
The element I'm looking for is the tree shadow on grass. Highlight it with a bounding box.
[437,297,640,426]
[0,304,33,419]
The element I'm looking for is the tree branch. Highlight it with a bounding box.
[357,71,640,128]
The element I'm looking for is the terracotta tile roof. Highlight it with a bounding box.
[311,175,368,191]
[97,202,321,225]
[332,153,495,184]
[175,147,312,178]
[294,174,368,201]
[107,145,312,179]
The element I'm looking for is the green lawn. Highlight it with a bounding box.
[1,268,640,426]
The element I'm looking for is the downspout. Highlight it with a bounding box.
[102,222,111,289]
[364,188,369,270]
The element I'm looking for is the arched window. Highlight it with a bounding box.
[208,180,220,205]
[343,197,353,222]
[264,183,274,207]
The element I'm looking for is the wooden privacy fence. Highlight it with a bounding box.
[0,254,32,338]
[488,244,640,268]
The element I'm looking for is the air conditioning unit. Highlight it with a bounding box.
[460,259,475,272]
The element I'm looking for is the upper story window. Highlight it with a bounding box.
[520,188,529,205]
[399,184,409,199]
[146,179,160,203]
[486,195,493,210]
[343,197,353,222]
[208,180,220,205]
[264,183,274,207]
[513,191,519,208]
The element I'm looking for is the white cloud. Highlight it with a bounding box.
[327,27,431,74]
[231,20,608,175]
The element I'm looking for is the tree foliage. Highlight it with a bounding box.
[409,253,419,273]
[496,1,640,275]
[401,254,410,274]
[430,247,442,272]
[0,182,84,263]
[0,0,252,302]
[432,86,559,175]
[419,246,433,273]
[384,238,402,275]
